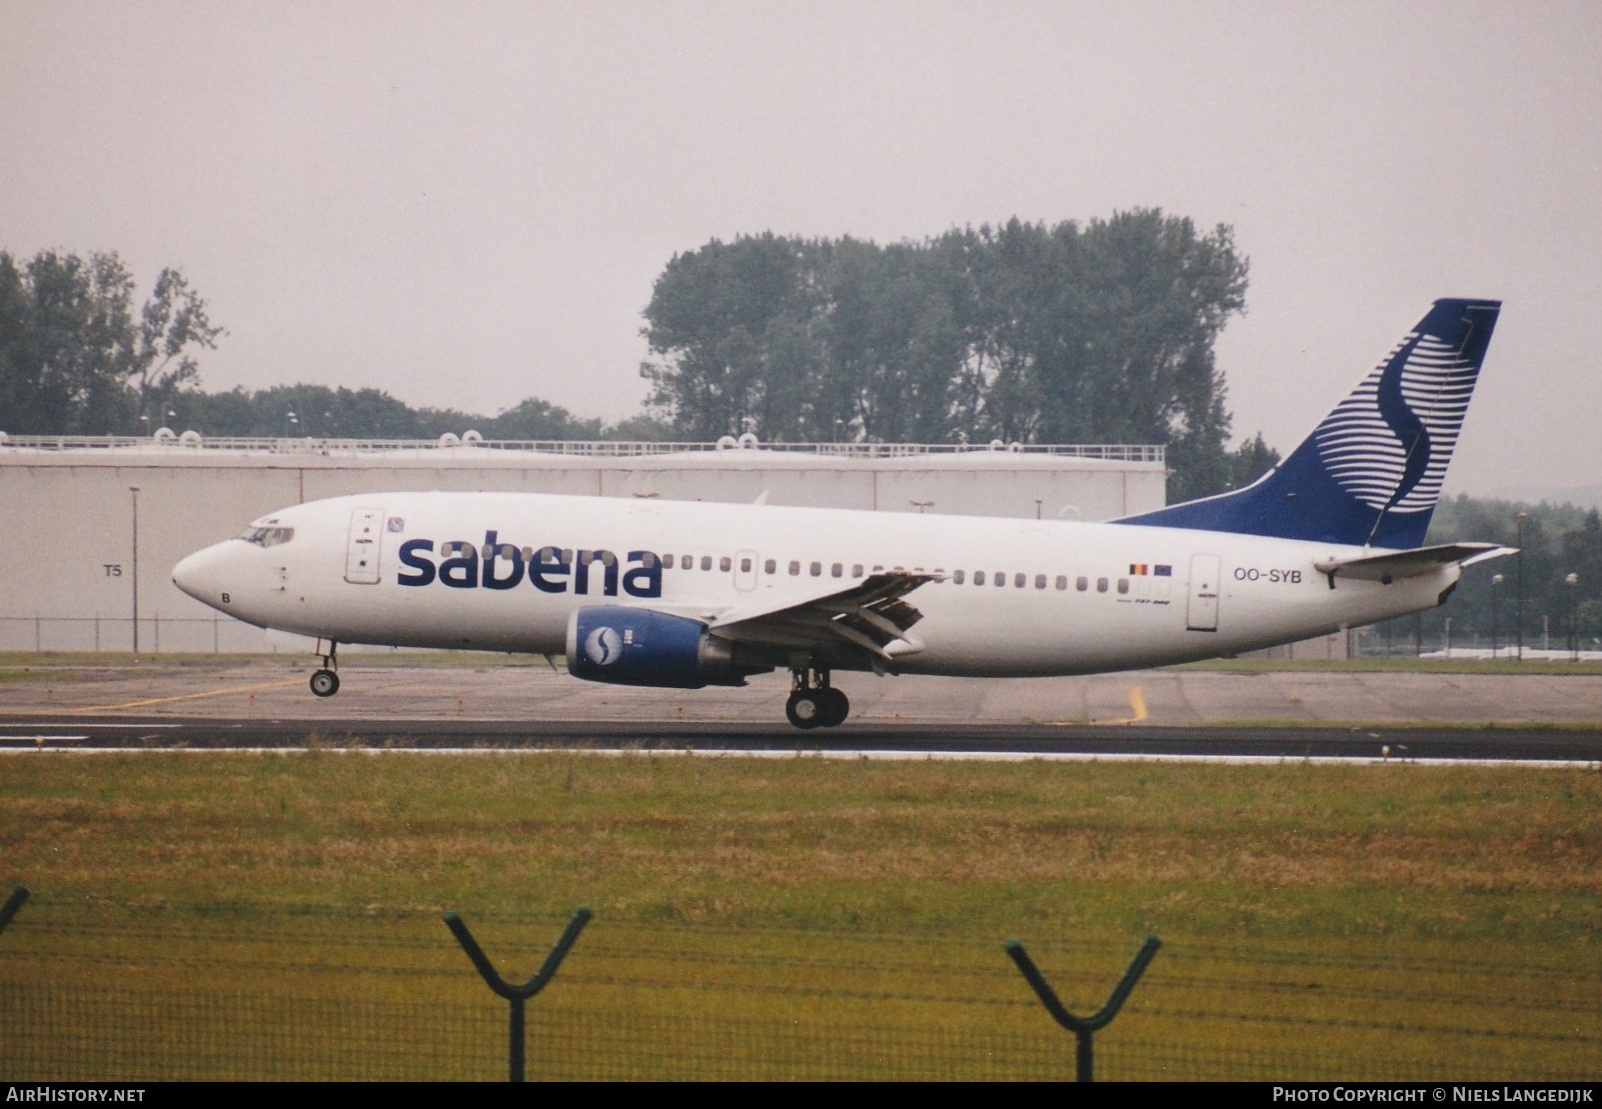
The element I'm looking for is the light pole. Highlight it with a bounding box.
[1490,573,1503,658]
[1515,512,1529,661]
[129,486,141,655]
[1567,573,1580,662]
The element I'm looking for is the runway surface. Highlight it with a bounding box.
[2,657,1600,762]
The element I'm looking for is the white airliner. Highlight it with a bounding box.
[173,298,1508,728]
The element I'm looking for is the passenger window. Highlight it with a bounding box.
[720,556,732,572]
[953,569,966,584]
[740,557,752,573]
[789,560,801,576]
[1117,578,1129,594]
[995,572,1005,587]
[1097,577,1109,593]
[1077,576,1088,591]
[831,562,843,578]
[1034,574,1046,590]
[764,559,776,574]
[1014,573,1026,588]
[680,555,692,570]
[810,561,822,577]
[701,555,712,571]
[1055,575,1067,590]
[974,570,986,585]
[661,553,673,567]
[852,564,864,577]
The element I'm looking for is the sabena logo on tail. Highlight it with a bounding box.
[1118,298,1501,550]
[1315,311,1487,515]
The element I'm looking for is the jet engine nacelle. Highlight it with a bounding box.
[565,606,762,688]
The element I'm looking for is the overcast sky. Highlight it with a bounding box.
[4,0,1599,499]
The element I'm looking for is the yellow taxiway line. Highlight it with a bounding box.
[1047,684,1148,726]
[79,678,306,712]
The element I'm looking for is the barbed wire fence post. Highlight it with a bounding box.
[1005,934,1160,1081]
[444,906,591,1082]
[0,887,27,937]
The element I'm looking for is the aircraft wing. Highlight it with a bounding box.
[1313,543,1515,584]
[703,571,940,672]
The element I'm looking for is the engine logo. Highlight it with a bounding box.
[584,626,624,666]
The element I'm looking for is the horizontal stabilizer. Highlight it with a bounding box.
[1313,543,1514,584]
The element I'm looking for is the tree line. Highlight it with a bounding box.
[0,248,656,443]
[159,384,667,442]
[641,211,1271,502]
[1374,496,1602,650]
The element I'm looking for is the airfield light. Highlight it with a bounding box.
[1490,573,1504,658]
[129,486,141,655]
[1567,573,1580,662]
[1515,513,1529,661]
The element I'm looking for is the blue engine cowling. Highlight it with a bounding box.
[565,607,760,688]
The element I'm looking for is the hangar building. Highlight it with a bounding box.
[0,432,1167,653]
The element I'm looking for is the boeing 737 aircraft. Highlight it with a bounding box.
[173,298,1508,728]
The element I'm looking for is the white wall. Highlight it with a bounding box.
[0,446,1166,653]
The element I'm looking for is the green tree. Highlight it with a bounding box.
[639,212,1251,497]
[130,266,224,427]
[478,397,604,440]
[641,233,812,439]
[952,213,1248,499]
[0,250,221,434]
[182,384,425,439]
[602,414,676,442]
[1222,433,1281,492]
[1369,497,1602,653]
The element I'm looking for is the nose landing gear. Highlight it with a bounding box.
[785,665,849,729]
[310,641,340,697]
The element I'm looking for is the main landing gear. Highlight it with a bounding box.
[785,665,849,729]
[310,641,340,698]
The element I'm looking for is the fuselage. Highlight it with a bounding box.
[172,490,1455,677]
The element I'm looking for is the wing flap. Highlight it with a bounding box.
[711,571,938,669]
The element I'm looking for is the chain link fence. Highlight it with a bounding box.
[3,898,1596,1082]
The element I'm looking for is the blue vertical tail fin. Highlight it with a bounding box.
[1118,298,1501,549]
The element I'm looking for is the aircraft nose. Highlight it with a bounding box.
[172,543,235,607]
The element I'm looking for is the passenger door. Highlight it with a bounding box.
[1186,553,1220,632]
[344,507,386,584]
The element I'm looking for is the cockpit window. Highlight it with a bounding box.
[238,526,295,548]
